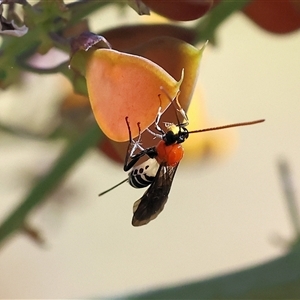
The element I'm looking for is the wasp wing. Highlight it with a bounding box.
[132,162,179,226]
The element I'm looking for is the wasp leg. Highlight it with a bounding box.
[129,121,145,157]
[154,102,165,135]
[174,92,189,127]
[146,127,163,139]
[160,88,189,127]
[125,117,144,154]
[124,117,157,172]
[146,95,166,140]
[138,94,166,139]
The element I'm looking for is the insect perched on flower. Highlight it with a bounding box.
[99,91,265,226]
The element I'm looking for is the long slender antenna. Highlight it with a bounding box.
[99,178,128,196]
[189,119,265,134]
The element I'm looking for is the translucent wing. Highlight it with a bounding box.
[132,162,179,226]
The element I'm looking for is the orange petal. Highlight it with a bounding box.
[130,37,205,113]
[86,48,183,141]
[96,38,206,162]
[128,37,206,149]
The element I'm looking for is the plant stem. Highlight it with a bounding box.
[194,0,251,43]
[0,122,102,248]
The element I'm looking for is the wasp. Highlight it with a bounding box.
[99,92,264,226]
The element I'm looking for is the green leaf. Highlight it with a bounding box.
[127,245,300,299]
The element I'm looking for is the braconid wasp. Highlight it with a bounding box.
[99,90,265,226]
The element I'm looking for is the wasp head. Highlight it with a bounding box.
[163,124,189,145]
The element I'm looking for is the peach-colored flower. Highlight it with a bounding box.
[75,34,203,140]
[86,47,183,141]
[66,32,235,165]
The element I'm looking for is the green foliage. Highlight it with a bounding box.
[127,244,300,299]
[0,122,102,247]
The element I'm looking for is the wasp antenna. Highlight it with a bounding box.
[99,178,128,196]
[189,119,265,134]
